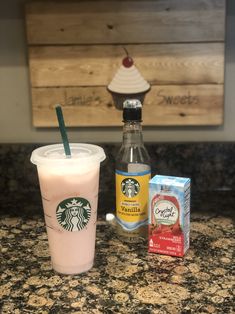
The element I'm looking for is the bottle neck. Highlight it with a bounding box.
[122,121,143,145]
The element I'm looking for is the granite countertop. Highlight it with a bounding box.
[1,143,235,313]
[1,204,234,314]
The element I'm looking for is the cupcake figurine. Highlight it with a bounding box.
[107,49,151,110]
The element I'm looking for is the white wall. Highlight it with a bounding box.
[0,0,234,143]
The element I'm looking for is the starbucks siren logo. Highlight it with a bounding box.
[121,178,140,198]
[56,197,91,232]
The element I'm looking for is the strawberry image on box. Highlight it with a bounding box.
[148,175,190,257]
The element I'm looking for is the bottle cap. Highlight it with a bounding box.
[123,99,142,122]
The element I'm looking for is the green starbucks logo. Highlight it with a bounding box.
[121,178,140,198]
[56,197,91,232]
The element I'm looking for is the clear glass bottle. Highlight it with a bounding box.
[115,99,151,241]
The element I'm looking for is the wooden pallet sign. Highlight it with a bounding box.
[25,0,225,127]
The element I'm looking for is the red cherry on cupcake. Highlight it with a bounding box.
[122,56,134,68]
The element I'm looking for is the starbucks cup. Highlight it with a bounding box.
[31,143,106,275]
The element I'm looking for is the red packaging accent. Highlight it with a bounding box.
[148,175,190,257]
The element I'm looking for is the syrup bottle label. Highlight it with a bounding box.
[115,169,151,231]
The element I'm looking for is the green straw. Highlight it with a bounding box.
[55,105,71,157]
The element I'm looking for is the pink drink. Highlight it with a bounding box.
[31,144,105,274]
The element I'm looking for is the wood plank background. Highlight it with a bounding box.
[26,0,225,44]
[32,85,223,126]
[25,0,226,127]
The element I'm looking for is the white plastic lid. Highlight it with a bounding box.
[31,143,106,167]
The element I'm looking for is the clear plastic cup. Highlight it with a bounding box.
[31,143,106,274]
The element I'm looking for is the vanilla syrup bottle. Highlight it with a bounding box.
[115,99,151,241]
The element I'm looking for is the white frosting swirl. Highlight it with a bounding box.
[108,65,150,94]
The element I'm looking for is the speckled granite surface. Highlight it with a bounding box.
[1,205,234,314]
[0,143,235,313]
